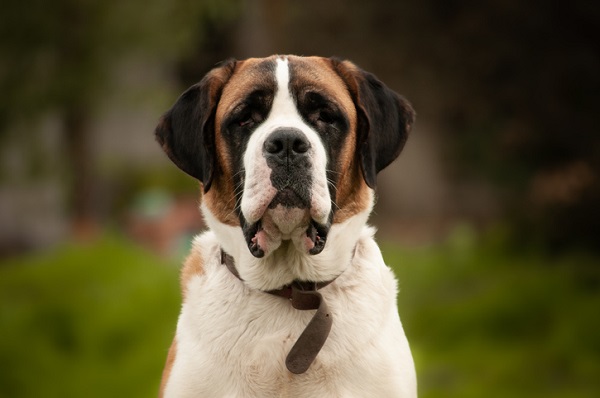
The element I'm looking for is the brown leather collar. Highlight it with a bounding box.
[221,250,335,374]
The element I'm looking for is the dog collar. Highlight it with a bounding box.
[220,250,334,374]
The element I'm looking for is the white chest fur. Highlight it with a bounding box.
[163,228,416,397]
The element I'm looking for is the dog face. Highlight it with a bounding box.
[156,55,414,265]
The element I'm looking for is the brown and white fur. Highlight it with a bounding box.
[156,55,417,397]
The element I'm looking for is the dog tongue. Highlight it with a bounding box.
[306,221,327,255]
[249,236,264,257]
[244,219,328,257]
[244,222,265,258]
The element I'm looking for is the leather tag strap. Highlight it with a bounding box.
[285,286,332,374]
[220,250,334,374]
[221,250,241,279]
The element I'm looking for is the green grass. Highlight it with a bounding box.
[1,229,599,397]
[385,227,600,398]
[0,235,180,398]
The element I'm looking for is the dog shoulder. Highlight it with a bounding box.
[159,338,177,398]
[180,231,221,298]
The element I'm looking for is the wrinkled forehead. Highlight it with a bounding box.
[287,56,354,110]
[216,56,355,125]
[217,57,277,118]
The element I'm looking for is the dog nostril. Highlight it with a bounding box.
[265,139,283,154]
[293,138,309,154]
[264,128,310,157]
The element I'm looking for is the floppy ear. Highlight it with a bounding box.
[155,59,236,192]
[331,59,415,189]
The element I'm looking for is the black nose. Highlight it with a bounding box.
[263,128,310,164]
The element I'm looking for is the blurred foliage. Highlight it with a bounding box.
[0,0,241,225]
[0,235,180,398]
[1,0,597,250]
[408,0,600,250]
[99,164,200,219]
[279,0,599,251]
[0,0,240,130]
[1,230,599,397]
[386,226,600,397]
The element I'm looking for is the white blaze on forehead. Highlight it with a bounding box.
[258,57,309,129]
[240,57,331,227]
[272,58,297,116]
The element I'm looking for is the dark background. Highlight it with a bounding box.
[1,1,599,397]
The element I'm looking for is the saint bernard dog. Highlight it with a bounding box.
[156,55,417,397]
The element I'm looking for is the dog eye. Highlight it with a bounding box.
[318,110,335,124]
[236,108,260,128]
[239,117,254,127]
[305,92,342,128]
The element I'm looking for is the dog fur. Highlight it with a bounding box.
[156,55,416,397]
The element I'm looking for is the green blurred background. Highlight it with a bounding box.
[1,0,598,397]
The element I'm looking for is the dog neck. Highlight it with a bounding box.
[201,201,373,291]
[220,249,336,297]
[220,249,337,374]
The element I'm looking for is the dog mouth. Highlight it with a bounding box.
[243,219,329,258]
[241,188,327,258]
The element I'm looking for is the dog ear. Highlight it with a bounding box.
[331,59,415,189]
[155,59,236,192]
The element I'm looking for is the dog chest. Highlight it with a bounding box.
[165,249,414,397]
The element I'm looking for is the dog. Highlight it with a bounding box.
[156,55,416,397]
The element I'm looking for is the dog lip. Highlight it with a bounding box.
[242,216,329,257]
[307,220,329,255]
[243,221,265,258]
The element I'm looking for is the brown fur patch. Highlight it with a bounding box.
[202,178,239,226]
[180,247,204,298]
[204,57,278,226]
[160,241,205,395]
[333,164,372,224]
[159,338,177,398]
[289,56,357,122]
[215,57,278,126]
[288,56,372,223]
[330,108,372,225]
[320,58,374,223]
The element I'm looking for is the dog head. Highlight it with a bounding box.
[156,55,414,287]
